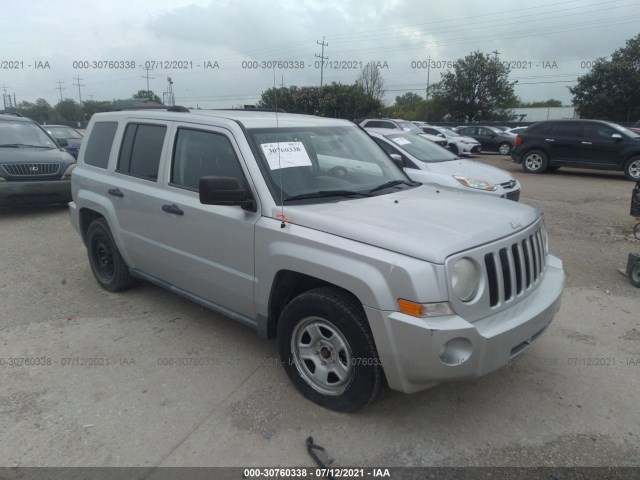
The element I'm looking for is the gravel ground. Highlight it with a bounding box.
[0,156,638,472]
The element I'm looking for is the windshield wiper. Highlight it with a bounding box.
[0,143,52,148]
[284,190,373,202]
[368,179,418,193]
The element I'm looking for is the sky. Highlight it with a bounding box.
[1,0,639,109]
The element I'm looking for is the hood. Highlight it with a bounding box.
[0,146,74,165]
[425,159,515,184]
[271,185,539,264]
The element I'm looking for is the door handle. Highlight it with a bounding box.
[162,204,184,216]
[581,141,592,145]
[108,188,124,198]
[544,138,555,142]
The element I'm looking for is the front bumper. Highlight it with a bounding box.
[365,254,565,393]
[0,179,71,206]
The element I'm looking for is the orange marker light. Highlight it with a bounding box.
[397,299,423,317]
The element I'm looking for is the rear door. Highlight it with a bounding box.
[546,122,582,163]
[110,121,172,278]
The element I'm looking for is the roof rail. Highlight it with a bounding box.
[0,111,25,117]
[103,105,190,112]
[209,108,288,113]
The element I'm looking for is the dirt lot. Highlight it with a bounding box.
[1,156,639,469]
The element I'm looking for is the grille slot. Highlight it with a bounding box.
[484,227,546,307]
[2,163,60,177]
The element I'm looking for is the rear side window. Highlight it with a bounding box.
[171,128,245,190]
[117,123,166,181]
[365,120,394,129]
[83,122,117,168]
[550,123,580,137]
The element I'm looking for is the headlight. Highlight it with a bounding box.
[451,257,481,302]
[62,163,76,179]
[453,176,497,191]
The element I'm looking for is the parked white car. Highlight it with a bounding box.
[358,118,448,148]
[413,123,481,157]
[367,128,521,201]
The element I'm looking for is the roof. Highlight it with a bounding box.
[0,113,32,122]
[91,109,356,129]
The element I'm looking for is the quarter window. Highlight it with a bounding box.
[171,128,245,190]
[117,123,166,181]
[84,122,117,169]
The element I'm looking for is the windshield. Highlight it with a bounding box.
[0,120,56,148]
[395,121,423,133]
[247,125,413,204]
[385,133,459,163]
[439,128,460,137]
[44,126,83,139]
[608,122,640,139]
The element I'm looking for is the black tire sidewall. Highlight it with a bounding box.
[277,288,382,412]
[630,264,640,288]
[86,218,131,292]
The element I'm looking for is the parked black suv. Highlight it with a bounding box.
[0,114,77,205]
[511,119,640,180]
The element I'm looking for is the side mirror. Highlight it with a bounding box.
[612,133,622,142]
[389,153,405,169]
[56,138,68,147]
[199,176,255,210]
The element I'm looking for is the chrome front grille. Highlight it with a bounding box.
[445,218,548,322]
[1,163,60,177]
[483,228,546,307]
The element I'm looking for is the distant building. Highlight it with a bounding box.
[509,107,578,122]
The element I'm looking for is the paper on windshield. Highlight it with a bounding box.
[260,142,313,170]
[391,137,411,145]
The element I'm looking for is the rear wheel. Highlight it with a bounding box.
[86,218,133,292]
[522,150,549,174]
[277,287,382,412]
[630,262,640,288]
[624,157,640,181]
[498,142,512,155]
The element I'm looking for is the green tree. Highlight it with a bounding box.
[132,89,162,104]
[515,98,563,108]
[82,100,111,120]
[569,34,640,121]
[257,83,382,119]
[430,51,517,122]
[15,98,59,123]
[55,99,83,122]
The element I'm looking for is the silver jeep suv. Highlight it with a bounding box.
[69,108,565,412]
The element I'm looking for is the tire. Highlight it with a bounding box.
[522,150,549,174]
[86,218,133,292]
[634,222,640,241]
[277,287,382,412]
[630,262,640,288]
[498,142,512,155]
[623,157,640,181]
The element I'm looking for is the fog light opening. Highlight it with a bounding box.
[439,337,473,366]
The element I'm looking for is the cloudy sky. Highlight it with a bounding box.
[1,0,639,109]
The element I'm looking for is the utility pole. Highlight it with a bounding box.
[142,67,154,92]
[1,85,9,109]
[164,77,174,106]
[280,74,285,88]
[492,50,500,58]
[73,76,85,103]
[56,80,65,102]
[315,37,328,87]
[425,56,431,122]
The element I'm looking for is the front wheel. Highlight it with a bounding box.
[86,218,133,292]
[630,262,640,288]
[498,142,512,155]
[277,287,383,412]
[522,150,549,174]
[624,157,640,181]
